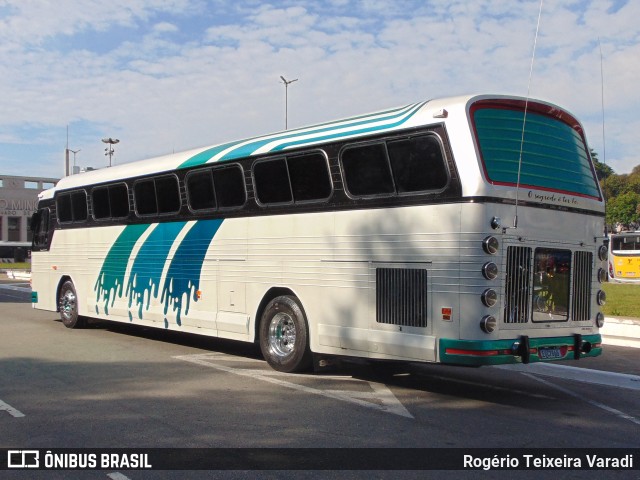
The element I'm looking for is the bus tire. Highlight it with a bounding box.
[58,280,86,329]
[259,295,312,373]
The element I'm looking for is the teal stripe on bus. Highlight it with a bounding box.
[160,219,223,327]
[178,102,425,168]
[125,221,188,320]
[94,223,151,315]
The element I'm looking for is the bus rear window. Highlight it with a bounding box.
[473,107,600,198]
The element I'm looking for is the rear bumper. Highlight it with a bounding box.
[439,334,602,366]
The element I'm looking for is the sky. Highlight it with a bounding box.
[0,0,638,179]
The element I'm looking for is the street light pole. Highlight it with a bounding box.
[69,149,80,174]
[101,138,120,167]
[280,75,298,130]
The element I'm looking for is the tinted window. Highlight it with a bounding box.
[109,184,130,218]
[187,170,216,211]
[134,176,180,216]
[94,184,129,220]
[92,187,111,219]
[134,179,157,215]
[156,176,180,214]
[341,143,394,197]
[57,194,73,222]
[387,135,448,193]
[213,166,246,208]
[287,152,332,202]
[57,191,87,223]
[253,158,292,205]
[71,191,88,221]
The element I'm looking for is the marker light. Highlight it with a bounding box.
[482,236,499,255]
[482,262,498,280]
[481,288,498,307]
[490,217,502,230]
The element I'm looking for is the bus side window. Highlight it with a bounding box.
[135,176,180,216]
[92,187,111,219]
[187,169,216,211]
[341,143,395,197]
[71,191,88,221]
[156,175,181,214]
[387,135,448,193]
[253,158,293,205]
[57,191,87,223]
[287,152,332,202]
[212,165,246,209]
[93,184,129,220]
[109,184,130,218]
[134,179,158,215]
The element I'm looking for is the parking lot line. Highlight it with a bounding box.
[0,399,25,417]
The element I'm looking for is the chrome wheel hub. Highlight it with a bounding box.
[268,312,296,358]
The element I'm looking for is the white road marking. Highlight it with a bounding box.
[496,363,640,391]
[522,373,640,426]
[107,473,131,480]
[173,353,413,418]
[0,399,25,417]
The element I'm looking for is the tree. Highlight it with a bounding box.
[606,191,640,229]
[591,148,614,180]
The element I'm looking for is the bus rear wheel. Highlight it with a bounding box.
[58,280,86,329]
[259,295,312,373]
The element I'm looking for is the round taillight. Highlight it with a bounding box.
[481,288,498,307]
[598,244,608,261]
[480,315,497,333]
[482,236,499,255]
[597,268,607,284]
[482,262,498,280]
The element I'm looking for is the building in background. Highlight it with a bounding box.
[0,175,58,260]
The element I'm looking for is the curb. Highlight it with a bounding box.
[601,317,640,349]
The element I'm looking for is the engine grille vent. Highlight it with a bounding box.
[572,251,592,321]
[376,268,428,327]
[504,246,532,323]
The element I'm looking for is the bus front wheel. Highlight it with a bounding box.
[58,280,86,329]
[259,295,312,373]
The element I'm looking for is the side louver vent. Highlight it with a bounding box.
[376,268,428,328]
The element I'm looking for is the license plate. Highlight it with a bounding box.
[538,347,562,360]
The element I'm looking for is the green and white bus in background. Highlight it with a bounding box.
[30,94,608,372]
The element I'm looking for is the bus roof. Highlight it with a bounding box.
[44,93,576,198]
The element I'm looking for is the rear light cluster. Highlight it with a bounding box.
[596,243,608,329]
[480,233,500,334]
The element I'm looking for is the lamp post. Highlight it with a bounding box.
[280,75,298,130]
[102,138,119,167]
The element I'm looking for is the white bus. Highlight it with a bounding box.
[31,94,608,372]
